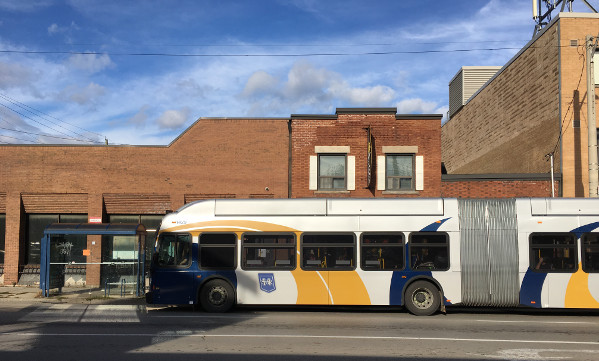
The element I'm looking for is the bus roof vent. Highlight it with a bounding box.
[531,198,599,216]
[327,199,444,216]
[214,199,327,216]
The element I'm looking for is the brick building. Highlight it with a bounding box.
[0,118,289,285]
[0,108,557,285]
[442,13,599,197]
[290,109,441,198]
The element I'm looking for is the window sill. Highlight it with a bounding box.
[382,190,419,195]
[314,190,351,194]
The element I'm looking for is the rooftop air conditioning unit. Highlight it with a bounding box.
[448,66,502,118]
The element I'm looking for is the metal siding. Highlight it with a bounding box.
[448,70,464,117]
[448,67,501,117]
[459,199,519,307]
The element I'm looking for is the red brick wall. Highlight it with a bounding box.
[291,112,442,198]
[0,118,290,284]
[441,180,559,198]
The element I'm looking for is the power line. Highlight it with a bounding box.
[0,126,98,143]
[0,47,526,58]
[0,93,104,141]
[0,133,37,144]
[0,102,103,144]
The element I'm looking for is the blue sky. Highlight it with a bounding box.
[0,0,592,145]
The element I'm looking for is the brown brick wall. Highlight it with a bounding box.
[441,21,561,175]
[556,17,599,197]
[291,112,442,198]
[441,15,599,198]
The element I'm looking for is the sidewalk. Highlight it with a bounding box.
[0,285,146,305]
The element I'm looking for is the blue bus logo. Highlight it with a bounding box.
[258,273,276,293]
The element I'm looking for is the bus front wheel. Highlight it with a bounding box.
[200,279,235,313]
[404,280,440,316]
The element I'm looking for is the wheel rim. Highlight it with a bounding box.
[208,286,227,306]
[411,287,433,310]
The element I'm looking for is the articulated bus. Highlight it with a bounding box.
[146,198,599,315]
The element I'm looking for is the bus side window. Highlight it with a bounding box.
[301,233,355,270]
[582,233,599,273]
[409,232,449,271]
[360,233,404,271]
[199,233,236,270]
[241,233,296,270]
[155,233,191,267]
[530,233,577,272]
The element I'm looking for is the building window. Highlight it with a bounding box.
[361,233,405,271]
[199,233,237,270]
[582,233,599,273]
[530,233,577,272]
[309,146,355,191]
[386,154,414,191]
[318,154,346,191]
[241,233,296,270]
[301,233,355,270]
[409,232,449,271]
[26,214,88,264]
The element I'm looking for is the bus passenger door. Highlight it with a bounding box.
[151,233,195,304]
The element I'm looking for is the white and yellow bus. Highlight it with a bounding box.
[146,198,599,315]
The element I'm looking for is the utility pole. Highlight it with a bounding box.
[587,34,598,197]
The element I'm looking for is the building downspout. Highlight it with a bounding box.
[288,119,293,199]
[586,35,598,197]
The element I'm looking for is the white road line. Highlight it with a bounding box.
[476,320,596,325]
[1,333,598,345]
[152,315,268,319]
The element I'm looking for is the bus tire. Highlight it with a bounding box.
[199,279,235,313]
[404,280,440,316]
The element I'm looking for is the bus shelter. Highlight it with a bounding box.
[40,223,146,297]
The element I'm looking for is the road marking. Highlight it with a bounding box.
[476,319,596,325]
[487,348,599,360]
[151,315,268,319]
[1,332,598,346]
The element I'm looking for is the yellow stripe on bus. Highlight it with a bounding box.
[564,263,599,308]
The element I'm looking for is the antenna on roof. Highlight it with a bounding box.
[532,1,598,37]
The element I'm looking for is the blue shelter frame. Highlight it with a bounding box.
[40,223,147,297]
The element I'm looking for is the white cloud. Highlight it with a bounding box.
[0,61,34,89]
[59,82,106,105]
[331,83,395,106]
[0,0,51,12]
[156,107,190,129]
[128,105,151,128]
[241,71,279,98]
[397,98,441,114]
[67,53,114,73]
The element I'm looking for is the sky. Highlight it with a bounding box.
[0,0,595,145]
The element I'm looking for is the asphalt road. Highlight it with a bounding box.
[0,303,598,361]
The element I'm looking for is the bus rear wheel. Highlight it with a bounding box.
[200,279,235,313]
[404,280,440,316]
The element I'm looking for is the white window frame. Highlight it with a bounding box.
[377,146,423,191]
[309,146,355,191]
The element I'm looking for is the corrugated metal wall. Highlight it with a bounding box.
[459,199,519,307]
